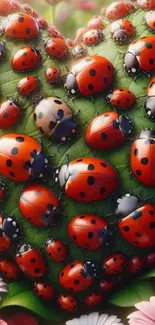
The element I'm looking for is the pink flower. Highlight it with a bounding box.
[0,321,8,325]
[128,296,155,325]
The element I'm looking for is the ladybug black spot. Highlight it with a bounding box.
[30,149,37,158]
[134,148,139,156]
[79,192,86,198]
[26,28,31,35]
[141,157,148,165]
[113,257,117,261]
[87,176,95,185]
[19,17,24,23]
[149,58,154,65]
[117,100,120,105]
[73,235,77,240]
[6,159,12,167]
[88,84,94,91]
[57,109,64,119]
[108,65,111,71]
[49,121,56,130]
[16,136,24,142]
[101,162,107,168]
[11,147,18,155]
[136,170,142,176]
[91,219,96,224]
[131,210,142,220]
[38,112,43,119]
[12,29,16,35]
[133,240,139,245]
[123,226,130,231]
[31,258,36,263]
[150,222,155,229]
[88,232,93,238]
[89,69,96,76]
[70,264,75,268]
[23,161,31,170]
[145,42,152,49]
[149,210,154,215]
[101,132,107,140]
[100,187,106,194]
[34,268,40,274]
[74,279,79,284]
[88,164,95,170]
[135,232,142,237]
[61,272,64,277]
[9,172,15,178]
[57,247,61,251]
[3,112,9,118]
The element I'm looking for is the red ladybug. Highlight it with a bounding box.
[68,214,112,250]
[138,0,155,9]
[37,17,48,29]
[55,157,118,202]
[58,294,78,312]
[12,46,41,71]
[59,260,97,293]
[84,292,103,307]
[15,244,46,278]
[111,19,135,44]
[106,1,135,21]
[0,99,21,129]
[145,76,155,119]
[99,279,114,292]
[17,76,40,96]
[102,253,127,275]
[65,55,114,97]
[85,111,133,151]
[116,193,155,248]
[130,129,155,186]
[0,133,50,182]
[0,180,7,201]
[0,259,21,279]
[45,38,69,59]
[0,41,6,59]
[3,13,39,39]
[145,11,155,32]
[45,238,68,262]
[47,26,64,39]
[45,67,61,86]
[107,89,136,109]
[0,215,11,252]
[33,281,55,300]
[147,76,155,97]
[124,36,155,75]
[83,29,103,46]
[146,252,155,266]
[128,256,144,273]
[87,16,104,30]
[20,4,39,18]
[19,184,60,227]
[72,43,87,59]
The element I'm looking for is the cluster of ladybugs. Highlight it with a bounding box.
[0,0,155,313]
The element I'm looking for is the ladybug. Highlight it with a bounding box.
[0,214,11,252]
[45,38,69,59]
[58,294,78,312]
[45,67,61,86]
[34,97,78,143]
[0,259,21,279]
[15,244,46,278]
[130,129,155,186]
[68,214,112,250]
[2,13,39,40]
[102,253,127,275]
[87,16,104,30]
[84,292,103,307]
[64,55,114,97]
[12,46,41,72]
[146,252,155,266]
[85,111,133,150]
[47,26,64,39]
[124,36,155,75]
[17,76,40,96]
[37,17,48,29]
[72,43,87,59]
[33,281,55,300]
[0,41,6,59]
[19,184,60,228]
[0,99,21,129]
[145,76,155,119]
[0,133,50,182]
[138,0,155,9]
[83,29,103,46]
[74,27,86,45]
[66,38,74,48]
[0,180,7,201]
[59,260,97,293]
[3,216,20,240]
[107,89,136,109]
[116,193,155,248]
[55,157,118,202]
[111,19,135,44]
[99,279,114,292]
[20,4,39,19]
[128,256,144,273]
[106,1,136,21]
[45,238,68,262]
[145,11,155,32]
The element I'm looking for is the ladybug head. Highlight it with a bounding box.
[115,193,141,217]
[99,228,112,246]
[53,116,78,143]
[41,206,61,227]
[31,153,49,180]
[17,243,32,256]
[139,129,155,139]
[54,164,70,188]
[3,216,21,241]
[45,238,54,248]
[124,52,140,75]
[145,97,155,119]
[119,115,133,137]
[64,73,79,97]
[113,30,128,44]
[83,260,97,279]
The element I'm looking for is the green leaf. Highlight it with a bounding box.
[109,280,154,307]
[0,282,62,322]
[139,268,155,280]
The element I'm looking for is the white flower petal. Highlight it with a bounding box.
[0,288,8,293]
[79,315,88,325]
[97,314,108,325]
[104,316,119,325]
[88,312,99,325]
[66,319,81,325]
